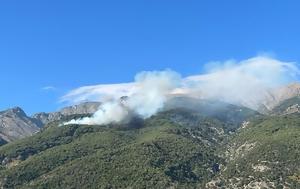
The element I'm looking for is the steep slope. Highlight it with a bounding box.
[0,108,233,189]
[234,82,300,114]
[208,113,300,189]
[256,83,300,113]
[0,107,40,142]
[271,96,300,115]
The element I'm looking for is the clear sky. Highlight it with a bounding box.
[0,0,299,114]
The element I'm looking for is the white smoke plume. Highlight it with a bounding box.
[64,70,181,125]
[183,56,300,109]
[63,56,299,125]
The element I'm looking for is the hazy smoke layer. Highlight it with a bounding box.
[63,56,299,125]
[64,70,181,125]
[184,56,299,109]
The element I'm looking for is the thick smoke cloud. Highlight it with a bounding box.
[63,56,299,125]
[64,70,181,125]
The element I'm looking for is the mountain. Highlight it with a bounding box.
[270,96,300,115]
[1,84,300,188]
[2,81,300,144]
[0,107,40,142]
[165,97,260,132]
[207,112,300,189]
[204,96,300,188]
[258,83,300,113]
[0,102,101,143]
[193,82,300,114]
[0,108,228,189]
[33,101,101,126]
[256,83,300,115]
[270,97,300,115]
[0,98,260,189]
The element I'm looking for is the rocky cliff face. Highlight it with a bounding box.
[234,83,300,113]
[242,83,300,114]
[0,107,40,142]
[32,102,101,125]
[262,83,300,111]
[0,102,101,143]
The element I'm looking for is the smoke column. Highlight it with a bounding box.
[64,70,181,125]
[63,56,300,125]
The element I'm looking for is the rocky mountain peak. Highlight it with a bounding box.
[59,101,101,115]
[0,102,101,143]
[3,107,27,117]
[32,101,101,126]
[0,107,40,142]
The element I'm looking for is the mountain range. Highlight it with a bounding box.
[2,83,300,143]
[0,102,101,143]
[0,83,300,188]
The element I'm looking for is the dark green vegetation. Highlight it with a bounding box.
[1,97,300,189]
[0,109,232,189]
[165,97,260,132]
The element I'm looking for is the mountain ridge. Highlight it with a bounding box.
[0,83,300,142]
[0,102,101,143]
[1,90,300,188]
[0,107,40,142]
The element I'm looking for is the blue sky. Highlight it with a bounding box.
[0,0,300,114]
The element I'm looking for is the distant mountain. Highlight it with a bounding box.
[188,82,300,114]
[252,83,300,113]
[0,102,101,143]
[247,83,300,115]
[32,102,101,126]
[260,83,300,112]
[0,107,40,142]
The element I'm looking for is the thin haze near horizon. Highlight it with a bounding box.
[0,0,300,114]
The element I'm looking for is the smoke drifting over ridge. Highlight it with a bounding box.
[64,70,181,125]
[183,56,300,109]
[63,56,299,125]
